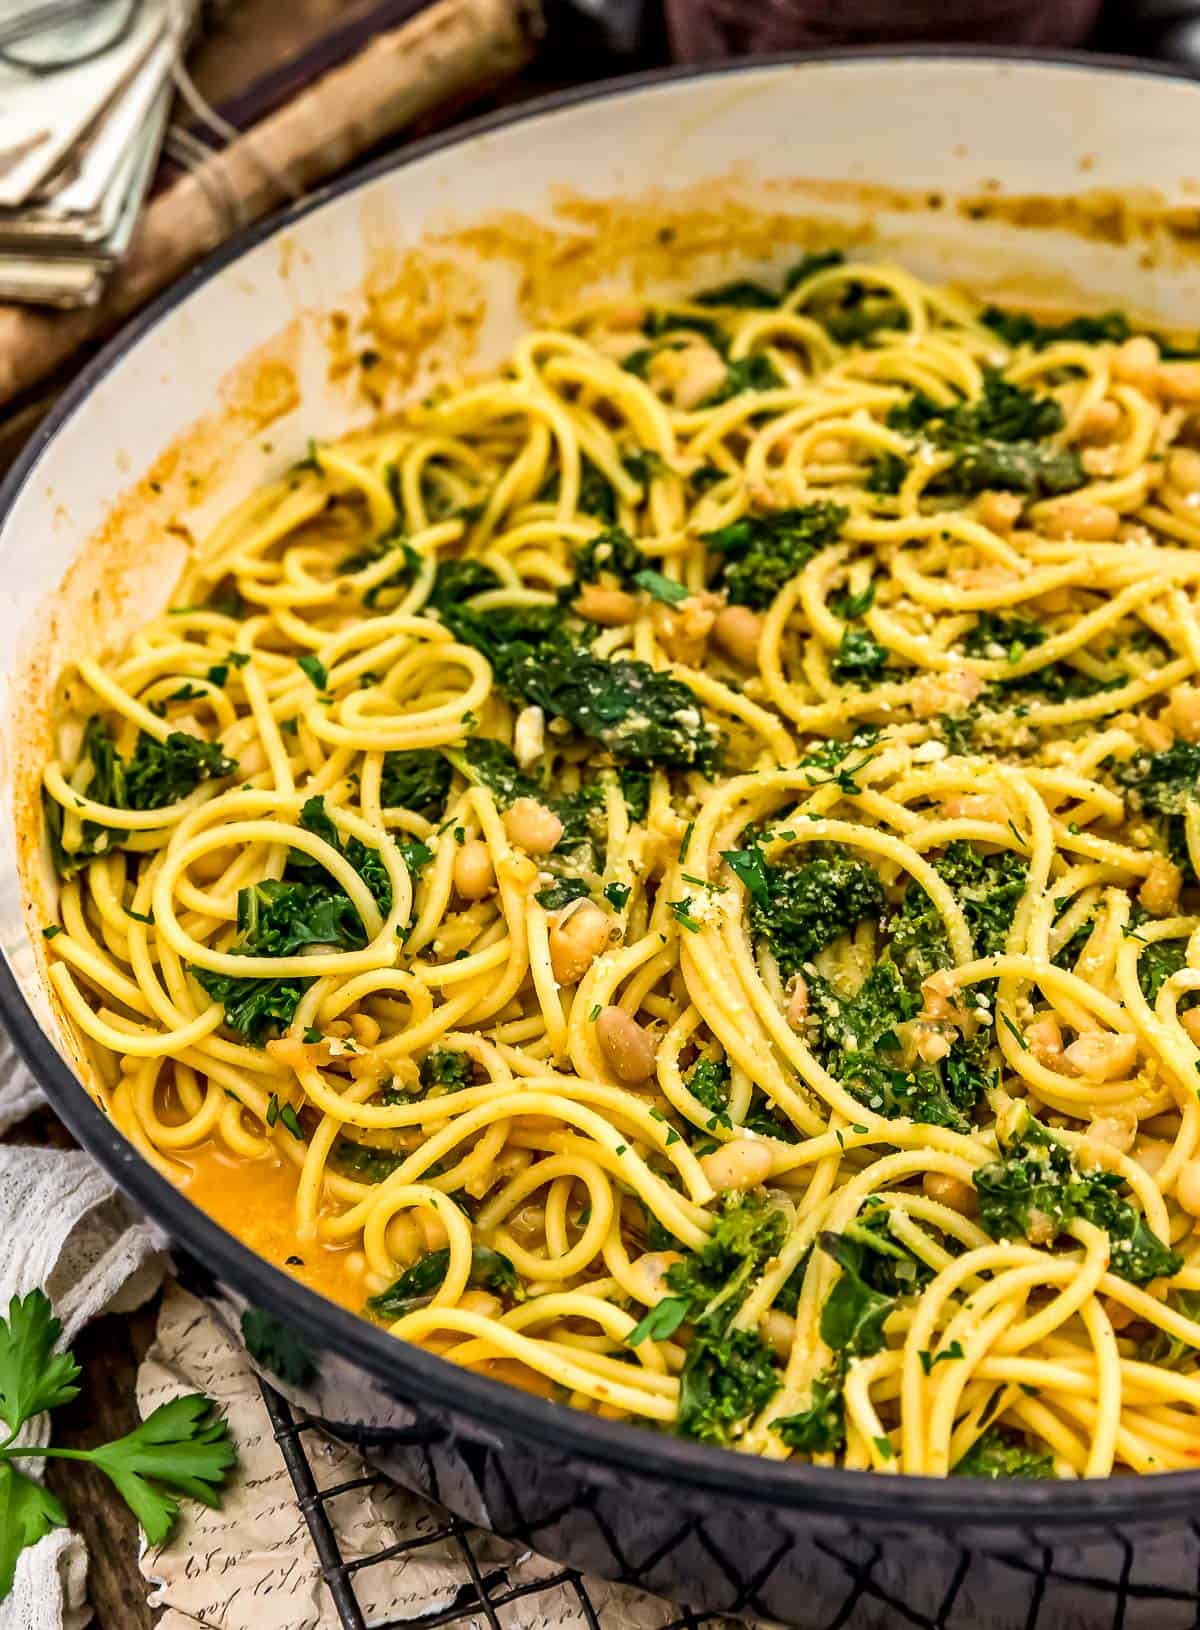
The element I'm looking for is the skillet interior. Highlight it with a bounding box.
[6,58,1200,1611]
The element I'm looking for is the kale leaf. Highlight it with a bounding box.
[426,559,501,613]
[418,1048,474,1096]
[631,1195,787,1445]
[831,627,890,686]
[379,749,452,815]
[888,370,1085,499]
[702,503,847,610]
[980,306,1132,350]
[964,613,1046,662]
[1114,741,1200,877]
[952,1427,1055,1479]
[973,1111,1182,1285]
[441,603,718,772]
[366,1246,519,1321]
[738,843,885,978]
[45,717,237,876]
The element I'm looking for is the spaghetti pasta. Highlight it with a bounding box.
[37,253,1200,1477]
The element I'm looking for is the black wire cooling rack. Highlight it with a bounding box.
[260,1382,733,1630]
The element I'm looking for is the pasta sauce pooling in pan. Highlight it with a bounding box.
[39,255,1200,1476]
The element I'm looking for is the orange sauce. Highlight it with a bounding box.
[180,1141,363,1313]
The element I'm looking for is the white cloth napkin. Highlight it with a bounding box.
[0,1048,169,1630]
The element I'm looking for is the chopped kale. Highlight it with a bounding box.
[807,964,986,1131]
[773,1373,846,1454]
[702,503,847,610]
[694,278,779,309]
[292,795,392,913]
[538,453,620,522]
[618,767,651,823]
[676,1326,780,1445]
[191,808,382,1042]
[964,613,1046,662]
[782,249,845,291]
[1113,741,1200,877]
[454,738,542,807]
[830,627,890,686]
[441,602,718,771]
[379,749,452,815]
[686,1057,734,1131]
[45,717,237,877]
[427,558,501,613]
[865,454,908,495]
[535,877,592,911]
[980,306,1132,350]
[737,842,885,978]
[953,1427,1055,1479]
[563,527,643,597]
[418,1048,474,1096]
[887,369,1085,499]
[658,1195,787,1444]
[703,352,785,405]
[329,1138,405,1182]
[190,970,309,1043]
[1136,1289,1200,1369]
[366,1246,519,1321]
[933,842,1027,960]
[973,1111,1182,1286]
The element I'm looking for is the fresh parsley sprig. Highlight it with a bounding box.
[0,1290,236,1600]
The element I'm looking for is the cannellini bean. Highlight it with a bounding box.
[1139,856,1183,916]
[1025,1014,1064,1065]
[1062,1030,1139,1081]
[1177,1162,1200,1218]
[513,705,545,767]
[1078,399,1121,441]
[548,900,611,985]
[1039,499,1120,541]
[458,1290,503,1317]
[504,797,563,855]
[700,1137,774,1192]
[761,1308,796,1362]
[939,792,1008,823]
[1157,361,1200,403]
[1167,447,1200,493]
[1166,685,1200,743]
[910,669,985,718]
[595,1005,656,1082]
[913,1024,952,1064]
[920,969,961,1024]
[574,582,640,626]
[975,491,1023,533]
[454,839,496,900]
[1133,1138,1172,1178]
[385,1214,422,1266]
[673,344,729,411]
[713,604,763,667]
[785,974,809,1029]
[1112,335,1160,389]
[417,1209,449,1252]
[627,1251,684,1309]
[1085,1111,1137,1154]
[922,1170,978,1217]
[655,593,717,665]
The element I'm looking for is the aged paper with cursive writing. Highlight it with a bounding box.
[138,1284,745,1629]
